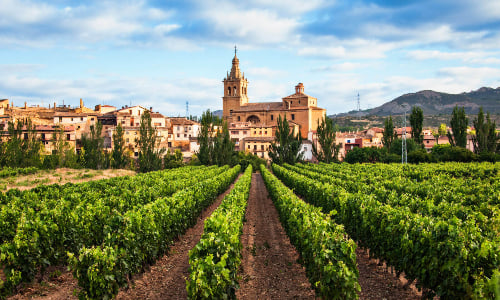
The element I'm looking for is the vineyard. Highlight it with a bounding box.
[274,162,500,299]
[0,162,499,299]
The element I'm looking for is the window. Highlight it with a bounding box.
[80,117,84,121]
[233,86,237,96]
[291,114,295,120]
[243,131,247,134]
[41,133,45,140]
[184,134,187,137]
[261,145,264,150]
[253,145,257,150]
[122,121,125,125]
[23,133,28,140]
[67,134,70,140]
[227,87,231,96]
[230,109,233,115]
[247,145,250,149]
[134,152,138,157]
[71,118,74,121]
[237,116,241,121]
[271,115,273,121]
[259,131,262,135]
[59,117,62,122]
[177,134,180,138]
[254,131,257,135]
[168,142,172,147]
[91,117,94,121]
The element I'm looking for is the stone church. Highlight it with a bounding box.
[222,50,326,139]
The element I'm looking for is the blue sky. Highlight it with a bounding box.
[1,0,499,116]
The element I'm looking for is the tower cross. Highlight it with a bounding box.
[234,45,237,55]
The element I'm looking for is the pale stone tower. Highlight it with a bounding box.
[222,47,248,121]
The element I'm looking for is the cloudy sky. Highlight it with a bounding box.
[1,0,499,116]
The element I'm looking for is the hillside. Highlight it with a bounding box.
[339,87,500,117]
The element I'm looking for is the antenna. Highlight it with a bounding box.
[186,101,189,119]
[357,93,361,120]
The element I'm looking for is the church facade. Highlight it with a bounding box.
[222,51,326,139]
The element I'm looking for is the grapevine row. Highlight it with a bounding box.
[187,164,252,299]
[273,163,499,299]
[68,165,241,299]
[260,165,360,299]
[0,165,226,296]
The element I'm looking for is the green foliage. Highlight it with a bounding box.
[137,111,165,173]
[268,115,303,165]
[312,116,340,163]
[447,106,469,148]
[81,122,105,169]
[264,164,360,299]
[431,144,476,162]
[70,165,240,299]
[187,165,252,299]
[197,110,235,166]
[382,116,397,149]
[389,138,419,156]
[0,165,227,296]
[438,123,447,136]
[111,123,130,169]
[236,151,266,171]
[0,118,43,168]
[472,107,497,155]
[344,147,389,163]
[410,106,424,145]
[408,149,432,163]
[163,149,184,169]
[277,162,500,299]
[0,167,38,178]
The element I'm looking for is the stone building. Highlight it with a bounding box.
[222,51,326,140]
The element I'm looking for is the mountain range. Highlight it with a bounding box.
[339,87,500,117]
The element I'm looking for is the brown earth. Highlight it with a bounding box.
[1,168,136,191]
[236,172,316,299]
[7,171,426,300]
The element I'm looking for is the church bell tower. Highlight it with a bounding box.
[222,46,248,120]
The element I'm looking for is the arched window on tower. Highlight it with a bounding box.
[233,86,237,96]
[227,87,231,96]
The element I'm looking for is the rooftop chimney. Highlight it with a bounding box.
[80,98,83,108]
[24,102,27,109]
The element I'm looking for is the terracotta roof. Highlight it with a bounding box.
[169,118,197,125]
[36,125,75,131]
[151,113,165,118]
[235,102,283,112]
[53,112,89,117]
[243,136,275,142]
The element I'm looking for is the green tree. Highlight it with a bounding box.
[268,114,303,165]
[312,116,339,163]
[111,123,130,169]
[447,106,468,148]
[410,106,424,145]
[438,123,447,136]
[382,116,397,149]
[472,107,497,154]
[81,121,105,169]
[45,126,78,168]
[137,110,165,172]
[2,118,43,167]
[196,110,234,166]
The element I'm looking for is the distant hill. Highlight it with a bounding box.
[338,87,500,117]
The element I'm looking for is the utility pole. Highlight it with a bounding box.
[186,101,189,119]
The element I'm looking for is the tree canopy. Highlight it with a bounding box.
[268,114,303,165]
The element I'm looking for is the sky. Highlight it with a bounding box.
[1,0,500,116]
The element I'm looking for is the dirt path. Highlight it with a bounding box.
[9,174,240,300]
[236,172,316,299]
[357,248,422,300]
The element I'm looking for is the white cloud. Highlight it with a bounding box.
[408,50,500,64]
[197,1,299,45]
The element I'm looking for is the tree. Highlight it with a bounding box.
[438,123,447,136]
[1,118,43,167]
[409,106,424,145]
[137,110,165,172]
[472,107,497,154]
[312,116,339,163]
[268,114,303,165]
[81,121,105,169]
[447,106,468,148]
[45,125,78,169]
[111,123,130,169]
[196,109,234,166]
[382,116,397,149]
